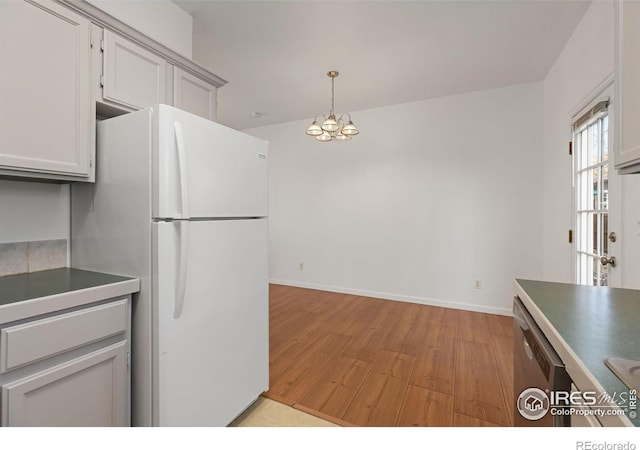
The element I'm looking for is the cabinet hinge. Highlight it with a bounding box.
[99,75,104,88]
[126,351,130,368]
[569,229,573,244]
[100,39,104,52]
[569,141,573,155]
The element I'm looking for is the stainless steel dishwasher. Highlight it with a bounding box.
[513,296,571,426]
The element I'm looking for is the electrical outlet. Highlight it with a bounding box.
[299,262,304,271]
[474,280,481,289]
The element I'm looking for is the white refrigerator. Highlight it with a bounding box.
[71,104,269,426]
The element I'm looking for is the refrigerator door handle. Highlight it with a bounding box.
[173,221,189,319]
[173,121,190,219]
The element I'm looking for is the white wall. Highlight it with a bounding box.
[542,0,640,289]
[86,0,193,58]
[246,82,544,315]
[0,181,69,243]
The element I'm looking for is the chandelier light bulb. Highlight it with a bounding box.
[316,131,332,142]
[341,121,359,136]
[322,115,339,132]
[306,121,323,136]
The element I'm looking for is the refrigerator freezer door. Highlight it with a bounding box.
[153,219,268,426]
[153,105,268,220]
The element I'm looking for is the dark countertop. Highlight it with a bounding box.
[0,268,139,324]
[515,279,640,427]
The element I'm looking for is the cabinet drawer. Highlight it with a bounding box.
[0,299,127,373]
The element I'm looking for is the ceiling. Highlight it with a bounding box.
[175,1,591,131]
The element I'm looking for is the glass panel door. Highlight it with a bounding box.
[575,115,609,286]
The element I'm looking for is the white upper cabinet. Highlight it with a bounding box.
[0,0,224,183]
[615,0,640,174]
[0,0,93,181]
[172,67,217,121]
[102,29,167,111]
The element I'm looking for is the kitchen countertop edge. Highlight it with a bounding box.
[0,276,140,324]
[514,279,634,427]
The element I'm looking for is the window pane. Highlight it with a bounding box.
[592,166,599,210]
[591,213,597,254]
[602,163,609,210]
[590,121,600,165]
[601,212,609,256]
[578,169,591,210]
[580,129,588,168]
[602,116,609,162]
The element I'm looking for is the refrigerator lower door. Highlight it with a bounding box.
[153,219,268,426]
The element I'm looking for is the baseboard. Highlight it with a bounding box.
[269,278,512,316]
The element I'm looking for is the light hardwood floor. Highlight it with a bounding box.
[264,284,514,427]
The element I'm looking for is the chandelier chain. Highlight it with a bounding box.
[331,75,335,117]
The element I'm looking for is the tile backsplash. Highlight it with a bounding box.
[0,239,67,276]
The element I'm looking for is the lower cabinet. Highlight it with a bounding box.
[1,342,127,427]
[0,296,131,427]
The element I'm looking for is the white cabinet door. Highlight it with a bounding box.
[0,0,91,178]
[172,67,217,121]
[615,0,640,174]
[1,342,127,427]
[102,30,167,111]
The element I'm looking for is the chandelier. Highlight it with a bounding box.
[305,71,359,142]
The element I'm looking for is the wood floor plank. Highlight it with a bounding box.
[428,305,459,331]
[491,333,515,426]
[269,323,333,383]
[269,334,319,384]
[382,303,428,357]
[312,299,373,336]
[341,328,386,364]
[457,310,491,344]
[454,340,509,426]
[396,385,453,426]
[341,350,415,426]
[409,326,456,395]
[266,332,353,403]
[299,290,345,315]
[330,297,385,338]
[269,310,318,353]
[453,413,500,427]
[341,300,403,363]
[297,355,373,419]
[486,313,514,337]
[269,285,304,316]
